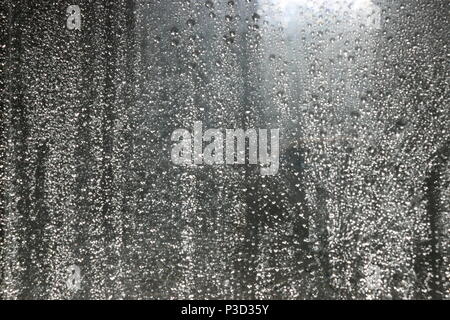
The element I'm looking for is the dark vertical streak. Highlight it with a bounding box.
[235,2,260,299]
[424,143,448,299]
[121,0,136,299]
[9,1,33,299]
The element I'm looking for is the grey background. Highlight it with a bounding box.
[0,0,448,299]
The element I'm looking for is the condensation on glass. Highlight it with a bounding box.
[0,0,448,299]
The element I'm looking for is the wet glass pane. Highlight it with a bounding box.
[0,0,449,299]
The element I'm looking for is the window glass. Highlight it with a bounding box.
[1,0,448,299]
